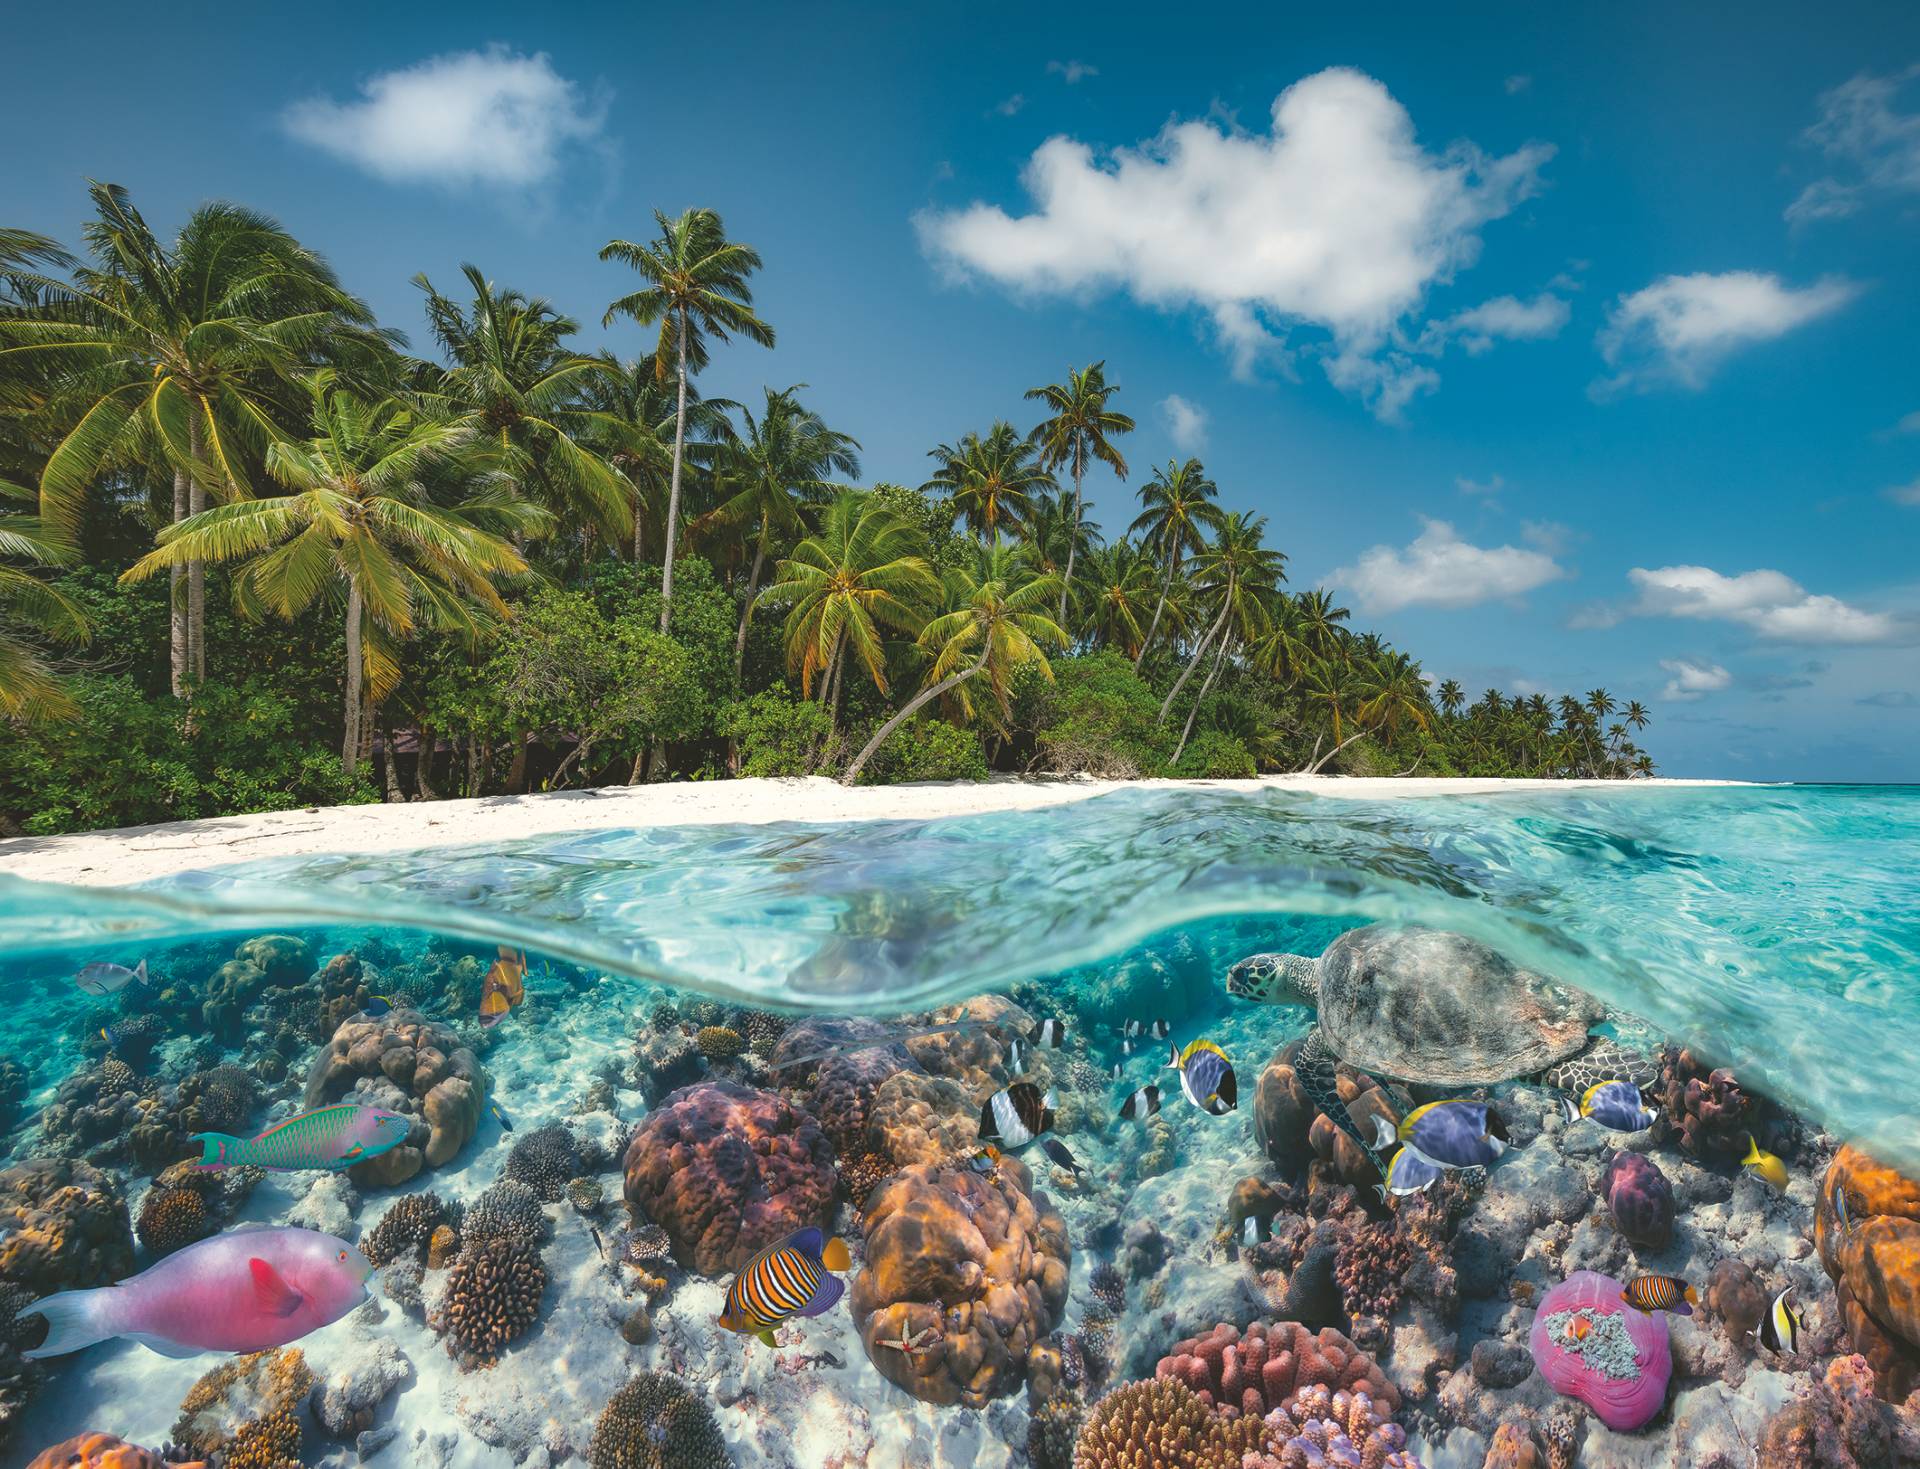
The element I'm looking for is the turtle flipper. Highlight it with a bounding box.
[1538,1036,1658,1095]
[1296,1028,1388,1179]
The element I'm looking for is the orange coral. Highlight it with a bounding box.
[25,1434,201,1469]
[1817,1144,1920,1399]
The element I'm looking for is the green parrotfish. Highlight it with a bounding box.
[191,1103,413,1173]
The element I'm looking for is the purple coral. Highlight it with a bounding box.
[1241,1384,1424,1469]
[1601,1151,1674,1250]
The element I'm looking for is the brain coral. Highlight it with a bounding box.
[0,1157,134,1297]
[866,1070,979,1167]
[588,1371,730,1469]
[301,1009,487,1186]
[850,1155,1070,1407]
[621,1080,835,1275]
[1817,1143,1920,1400]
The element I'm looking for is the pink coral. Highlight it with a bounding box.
[1529,1270,1672,1431]
[1156,1321,1399,1419]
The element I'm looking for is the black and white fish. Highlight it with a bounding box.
[1123,1019,1170,1042]
[1009,1039,1024,1074]
[1119,1085,1161,1121]
[1040,1137,1087,1177]
[1110,1063,1122,1081]
[1029,1019,1065,1047]
[1754,1287,1804,1355]
[72,959,150,997]
[978,1083,1054,1148]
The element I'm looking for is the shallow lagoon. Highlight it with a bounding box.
[3,783,1917,1467]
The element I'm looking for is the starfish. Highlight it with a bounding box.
[875,1325,942,1361]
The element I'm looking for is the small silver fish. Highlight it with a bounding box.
[72,959,150,997]
[1242,1215,1261,1246]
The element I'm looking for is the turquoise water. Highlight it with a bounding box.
[6,783,1918,1169]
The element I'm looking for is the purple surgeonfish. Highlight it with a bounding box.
[24,1226,372,1359]
[191,1103,413,1173]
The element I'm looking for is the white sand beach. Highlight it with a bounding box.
[0,774,1746,889]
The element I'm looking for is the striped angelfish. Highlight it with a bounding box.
[190,1103,413,1173]
[978,1082,1055,1148]
[716,1228,852,1347]
[1621,1275,1698,1316]
[1167,1039,1238,1116]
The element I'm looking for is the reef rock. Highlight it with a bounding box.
[621,1080,835,1275]
[866,1070,978,1167]
[1601,1150,1675,1251]
[0,1157,134,1297]
[850,1155,1069,1407]
[314,1338,411,1438]
[1817,1143,1920,1400]
[302,1009,487,1186]
[1528,1270,1672,1431]
[1755,1351,1920,1468]
[1252,1040,1402,1188]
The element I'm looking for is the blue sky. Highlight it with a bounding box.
[7,2,1919,780]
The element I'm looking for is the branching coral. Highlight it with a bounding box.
[461,1179,549,1251]
[1029,1394,1088,1469]
[1089,1261,1127,1317]
[587,1371,730,1469]
[505,1123,582,1204]
[1241,1384,1423,1469]
[1072,1378,1266,1469]
[741,1010,787,1058]
[360,1191,455,1268]
[695,1026,746,1059]
[170,1348,313,1456]
[436,1236,546,1368]
[135,1187,212,1257]
[217,1411,301,1469]
[1336,1221,1414,1329]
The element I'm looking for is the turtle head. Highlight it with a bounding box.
[1226,952,1319,1005]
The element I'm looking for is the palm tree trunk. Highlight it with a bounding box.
[1058,463,1081,627]
[659,311,689,634]
[379,719,405,802]
[842,650,989,785]
[187,412,206,684]
[341,577,363,776]
[1158,592,1230,724]
[1171,635,1232,766]
[506,730,530,793]
[733,517,768,676]
[415,725,439,800]
[169,466,189,698]
[1135,547,1178,669]
[1303,727,1370,775]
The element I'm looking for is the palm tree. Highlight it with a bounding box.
[1021,490,1102,622]
[413,266,625,548]
[1437,678,1466,719]
[706,385,860,674]
[1026,362,1133,623]
[923,421,1053,547]
[1294,589,1352,665]
[601,209,774,632]
[760,491,938,728]
[3,182,390,693]
[1357,651,1433,740]
[0,481,89,722]
[843,544,1064,784]
[1159,510,1284,726]
[1080,540,1156,657]
[1129,458,1225,667]
[120,374,540,774]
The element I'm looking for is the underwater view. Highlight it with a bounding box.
[1,782,1917,1468]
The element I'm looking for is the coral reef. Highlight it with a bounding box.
[1241,1384,1422,1469]
[436,1236,547,1367]
[567,1177,604,1216]
[301,1009,487,1185]
[1090,1261,1127,1317]
[1029,1394,1087,1469]
[1817,1142,1920,1400]
[835,1147,896,1213]
[1654,1048,1771,1160]
[630,1027,705,1106]
[170,1348,314,1456]
[0,1157,135,1296]
[360,1191,455,1268]
[1528,1271,1671,1431]
[1252,1041,1402,1188]
[505,1123,583,1204]
[866,1069,978,1166]
[1337,1220,1414,1328]
[1155,1320,1399,1418]
[1755,1351,1920,1468]
[0,1283,47,1452]
[851,1156,1070,1407]
[587,1371,730,1469]
[1601,1150,1674,1250]
[903,995,1037,1097]
[135,1186,212,1257]
[777,1018,918,1153]
[461,1179,550,1252]
[1071,1378,1266,1469]
[621,1080,834,1274]
[427,1225,460,1270]
[1481,1421,1544,1468]
[695,1025,746,1059]
[25,1434,196,1469]
[1705,1256,1768,1343]
[177,1064,257,1136]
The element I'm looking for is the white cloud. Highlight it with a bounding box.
[995,94,1027,118]
[915,68,1552,417]
[1333,518,1564,612]
[1892,409,1920,435]
[1504,75,1533,95]
[1157,394,1209,452]
[1660,658,1733,701]
[1786,65,1920,224]
[1886,478,1920,507]
[1422,292,1570,354]
[1627,565,1906,644]
[1456,473,1505,497]
[1048,60,1099,84]
[1594,271,1858,394]
[282,47,605,188]
[1859,690,1918,708]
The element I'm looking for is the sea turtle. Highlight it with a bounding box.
[1227,924,1655,1172]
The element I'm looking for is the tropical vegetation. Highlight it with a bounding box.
[0,184,1657,836]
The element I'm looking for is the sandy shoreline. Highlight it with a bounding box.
[0,773,1749,889]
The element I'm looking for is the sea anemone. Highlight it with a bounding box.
[437,1237,546,1368]
[587,1371,730,1469]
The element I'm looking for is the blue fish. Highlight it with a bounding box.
[1374,1099,1508,1170]
[362,995,394,1019]
[1560,1079,1659,1133]
[489,1098,514,1133]
[1166,1039,1237,1116]
[1373,1145,1443,1201]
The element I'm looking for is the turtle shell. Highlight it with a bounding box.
[1316,925,1602,1085]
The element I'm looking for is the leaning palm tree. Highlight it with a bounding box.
[120,375,542,775]
[0,481,89,722]
[761,491,938,728]
[601,209,774,632]
[2,182,391,692]
[842,544,1064,784]
[923,421,1053,547]
[1021,490,1102,624]
[1129,458,1225,667]
[706,385,860,675]
[1026,362,1133,622]
[1357,650,1433,741]
[1159,510,1285,725]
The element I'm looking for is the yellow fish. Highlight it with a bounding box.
[479,947,527,1030]
[1741,1134,1788,1192]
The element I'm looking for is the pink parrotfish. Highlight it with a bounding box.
[24,1226,372,1359]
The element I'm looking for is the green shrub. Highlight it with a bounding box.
[718,689,833,777]
[1029,652,1173,778]
[1172,729,1257,779]
[858,717,987,784]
